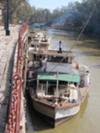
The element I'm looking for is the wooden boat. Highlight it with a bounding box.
[27,33,90,127]
[28,31,50,53]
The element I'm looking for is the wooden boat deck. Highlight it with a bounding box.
[30,49,74,57]
[32,95,79,110]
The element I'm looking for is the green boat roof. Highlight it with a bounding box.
[37,73,80,83]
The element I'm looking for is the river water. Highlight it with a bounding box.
[26,29,100,133]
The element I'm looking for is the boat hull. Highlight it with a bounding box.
[32,98,80,127]
[27,86,89,127]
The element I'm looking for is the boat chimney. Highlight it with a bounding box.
[58,41,62,53]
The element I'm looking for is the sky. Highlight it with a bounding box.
[29,0,82,11]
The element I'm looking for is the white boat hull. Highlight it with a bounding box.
[32,99,80,127]
[55,106,80,119]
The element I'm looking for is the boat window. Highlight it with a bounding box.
[47,56,68,63]
[31,44,35,47]
[47,81,56,95]
[59,81,68,91]
[39,81,46,91]
[48,81,56,86]
[59,81,67,85]
[39,80,46,84]
[33,54,41,61]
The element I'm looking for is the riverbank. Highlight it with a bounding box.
[0,25,19,133]
[50,27,100,40]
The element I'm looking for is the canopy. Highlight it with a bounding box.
[37,73,80,83]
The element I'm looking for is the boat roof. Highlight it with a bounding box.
[37,72,80,83]
[39,62,79,74]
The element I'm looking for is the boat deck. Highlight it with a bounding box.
[29,49,74,57]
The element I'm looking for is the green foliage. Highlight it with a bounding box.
[30,7,51,23]
[74,0,100,34]
[50,0,100,34]
[2,0,100,34]
[9,0,33,22]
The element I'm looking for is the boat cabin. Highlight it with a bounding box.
[35,72,80,103]
[29,50,74,66]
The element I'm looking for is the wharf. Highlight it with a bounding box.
[0,25,19,133]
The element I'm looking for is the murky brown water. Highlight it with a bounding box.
[26,29,100,133]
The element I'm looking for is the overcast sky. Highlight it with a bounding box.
[29,0,82,11]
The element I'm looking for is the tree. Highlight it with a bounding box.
[1,0,33,23]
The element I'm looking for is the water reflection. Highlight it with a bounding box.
[26,93,51,133]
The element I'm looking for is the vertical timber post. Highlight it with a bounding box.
[5,0,10,35]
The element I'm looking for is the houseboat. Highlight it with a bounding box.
[26,33,90,127]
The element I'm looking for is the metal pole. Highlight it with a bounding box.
[56,72,59,97]
[5,0,10,35]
